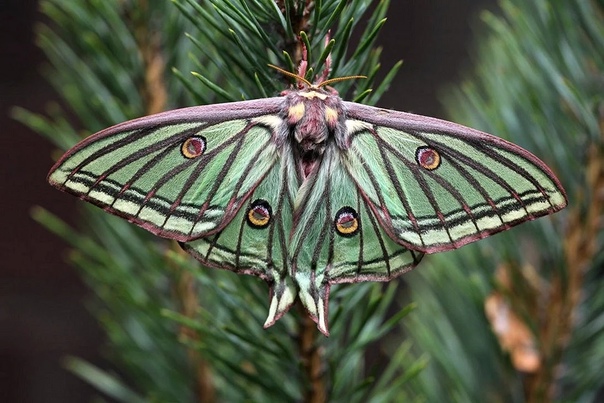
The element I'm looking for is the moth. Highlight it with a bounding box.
[48,65,567,336]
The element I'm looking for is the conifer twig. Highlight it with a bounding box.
[132,2,214,400]
[298,304,327,403]
[525,108,603,402]
[276,0,314,61]
[28,0,412,399]
[537,115,602,400]
[174,264,216,403]
[133,0,168,115]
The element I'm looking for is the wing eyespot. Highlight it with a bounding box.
[246,199,272,229]
[415,146,441,170]
[334,206,360,237]
[181,136,207,159]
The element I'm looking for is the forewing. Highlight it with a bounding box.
[48,99,283,241]
[342,102,567,253]
[290,145,423,335]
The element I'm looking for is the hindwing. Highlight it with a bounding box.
[290,145,424,335]
[182,147,300,327]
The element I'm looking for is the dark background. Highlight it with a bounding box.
[1,1,495,401]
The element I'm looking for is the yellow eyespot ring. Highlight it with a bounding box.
[246,199,272,229]
[181,136,206,159]
[334,207,359,237]
[415,146,441,171]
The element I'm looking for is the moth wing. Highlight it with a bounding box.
[182,147,299,328]
[48,99,284,242]
[290,145,423,336]
[342,102,567,254]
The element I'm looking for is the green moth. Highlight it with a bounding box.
[48,66,567,336]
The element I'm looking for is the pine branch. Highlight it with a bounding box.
[20,0,424,401]
[172,252,216,402]
[298,305,327,403]
[133,1,169,115]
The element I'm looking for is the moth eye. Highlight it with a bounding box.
[247,199,272,229]
[415,146,441,170]
[181,136,206,159]
[334,207,359,237]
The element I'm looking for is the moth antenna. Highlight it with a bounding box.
[318,75,367,88]
[268,64,313,87]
